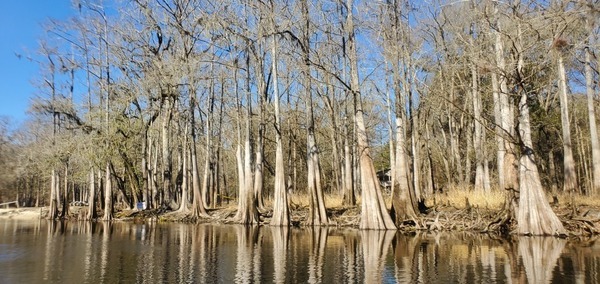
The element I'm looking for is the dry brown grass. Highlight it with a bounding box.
[433,186,600,211]
[287,192,354,209]
[432,185,506,210]
[554,192,600,207]
[256,186,600,213]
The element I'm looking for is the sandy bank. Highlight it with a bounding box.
[0,207,45,220]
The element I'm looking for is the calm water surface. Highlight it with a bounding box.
[1,220,599,283]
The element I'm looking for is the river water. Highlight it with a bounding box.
[1,220,599,283]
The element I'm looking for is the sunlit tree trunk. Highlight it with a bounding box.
[382,0,419,225]
[491,71,504,189]
[270,31,290,227]
[161,96,174,207]
[49,169,58,219]
[191,96,208,218]
[201,109,211,209]
[492,5,517,194]
[516,23,565,235]
[87,169,97,219]
[471,47,486,192]
[556,48,578,193]
[178,124,190,213]
[342,115,355,206]
[102,162,113,221]
[235,40,259,224]
[516,91,566,235]
[202,58,216,209]
[385,86,395,198]
[302,0,328,226]
[253,45,266,212]
[322,73,343,196]
[60,164,69,219]
[234,65,245,202]
[347,0,395,230]
[585,16,600,195]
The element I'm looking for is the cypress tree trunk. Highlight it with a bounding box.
[48,169,58,219]
[516,91,566,235]
[515,22,565,235]
[178,124,190,213]
[235,41,259,224]
[584,17,600,195]
[346,0,395,230]
[86,169,97,219]
[556,51,578,193]
[270,32,290,227]
[302,0,328,226]
[102,162,113,221]
[342,115,355,206]
[190,96,208,218]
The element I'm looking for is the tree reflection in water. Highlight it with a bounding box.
[6,221,600,283]
[235,225,261,283]
[518,236,566,284]
[99,221,111,282]
[361,229,395,283]
[271,226,290,283]
[308,227,328,283]
[393,231,421,283]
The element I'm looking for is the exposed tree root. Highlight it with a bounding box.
[49,201,600,238]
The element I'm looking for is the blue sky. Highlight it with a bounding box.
[0,1,74,128]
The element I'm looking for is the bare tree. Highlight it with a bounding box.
[270,5,290,226]
[301,0,329,226]
[346,0,396,230]
[554,37,578,194]
[379,0,419,225]
[513,16,566,235]
[584,7,599,195]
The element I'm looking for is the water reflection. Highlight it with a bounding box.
[2,220,600,283]
[518,237,566,284]
[308,227,327,283]
[235,225,261,283]
[362,230,395,283]
[271,227,289,283]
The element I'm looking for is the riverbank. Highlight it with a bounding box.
[3,190,600,237]
[0,207,45,220]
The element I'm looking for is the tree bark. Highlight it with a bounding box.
[86,169,97,219]
[515,22,565,234]
[303,0,328,226]
[492,7,517,193]
[48,169,58,219]
[516,91,566,235]
[178,124,190,213]
[270,32,290,227]
[161,96,173,207]
[556,51,578,193]
[235,41,259,224]
[191,96,208,218]
[61,165,69,218]
[342,115,355,206]
[471,51,486,192]
[384,0,419,225]
[346,0,395,230]
[585,17,600,195]
[102,162,113,221]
